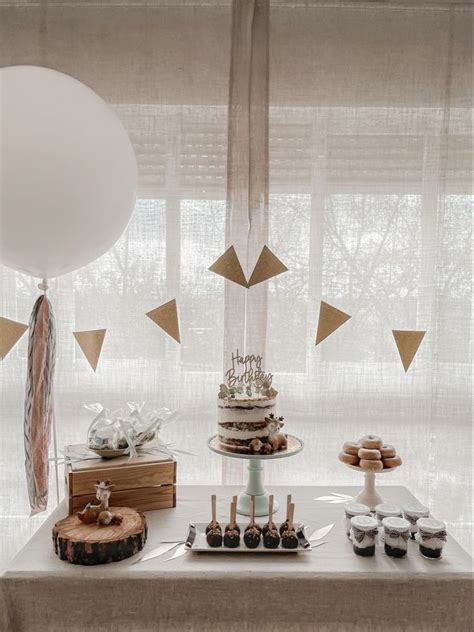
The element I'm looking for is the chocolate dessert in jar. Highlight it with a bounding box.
[382,517,410,558]
[403,503,430,539]
[374,503,402,540]
[416,518,447,560]
[344,502,371,538]
[350,515,378,557]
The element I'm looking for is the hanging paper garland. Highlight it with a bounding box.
[315,301,351,345]
[146,299,181,344]
[73,329,107,372]
[208,244,288,288]
[392,330,426,372]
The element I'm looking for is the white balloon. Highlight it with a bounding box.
[0,66,137,279]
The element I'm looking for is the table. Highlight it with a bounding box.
[1,486,472,632]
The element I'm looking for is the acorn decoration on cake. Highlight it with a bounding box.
[206,494,223,547]
[338,435,402,470]
[281,502,299,549]
[223,498,240,548]
[263,495,280,549]
[248,414,287,455]
[243,496,262,548]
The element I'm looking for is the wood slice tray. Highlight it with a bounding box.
[188,522,311,553]
[53,506,147,565]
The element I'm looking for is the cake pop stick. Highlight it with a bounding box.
[281,502,298,549]
[263,494,275,535]
[244,496,261,548]
[206,494,222,547]
[288,502,294,532]
[224,499,240,548]
[263,495,280,549]
[246,494,261,534]
[206,494,221,534]
[279,494,292,535]
[225,495,241,533]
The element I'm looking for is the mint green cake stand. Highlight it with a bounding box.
[208,434,304,517]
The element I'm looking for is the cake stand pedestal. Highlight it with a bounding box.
[345,464,400,510]
[208,434,304,517]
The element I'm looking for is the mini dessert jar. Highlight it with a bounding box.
[350,515,378,557]
[344,502,371,537]
[416,518,447,559]
[382,517,410,558]
[403,503,430,539]
[375,503,402,539]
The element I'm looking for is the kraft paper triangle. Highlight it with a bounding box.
[315,301,351,345]
[0,317,28,359]
[208,246,247,288]
[146,299,181,344]
[247,246,288,288]
[73,329,107,372]
[392,330,426,372]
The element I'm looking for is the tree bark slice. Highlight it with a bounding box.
[52,506,147,565]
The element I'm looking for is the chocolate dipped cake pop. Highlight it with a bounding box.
[206,528,223,547]
[223,498,240,548]
[279,494,292,535]
[243,526,261,548]
[244,496,261,548]
[264,528,280,549]
[205,494,222,535]
[263,495,280,549]
[281,502,298,549]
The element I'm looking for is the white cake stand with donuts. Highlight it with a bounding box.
[344,463,400,510]
[208,434,304,517]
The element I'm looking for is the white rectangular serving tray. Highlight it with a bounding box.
[188,522,311,553]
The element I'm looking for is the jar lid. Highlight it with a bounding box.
[375,503,401,517]
[350,515,378,531]
[417,517,446,534]
[382,516,410,531]
[345,502,370,516]
[403,502,429,517]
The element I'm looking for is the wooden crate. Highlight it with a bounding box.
[65,444,176,514]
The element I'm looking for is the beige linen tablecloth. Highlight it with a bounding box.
[0,485,472,632]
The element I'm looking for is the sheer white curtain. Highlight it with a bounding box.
[0,0,472,568]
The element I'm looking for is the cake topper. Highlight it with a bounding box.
[219,349,277,398]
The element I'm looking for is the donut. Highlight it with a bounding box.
[338,451,359,466]
[383,455,402,469]
[359,458,383,471]
[380,444,396,459]
[359,434,383,450]
[342,441,360,456]
[358,448,381,461]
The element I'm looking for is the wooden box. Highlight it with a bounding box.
[65,444,176,514]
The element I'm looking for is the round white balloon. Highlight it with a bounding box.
[0,66,137,279]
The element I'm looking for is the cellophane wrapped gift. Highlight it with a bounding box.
[85,402,176,457]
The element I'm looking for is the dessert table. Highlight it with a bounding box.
[0,485,472,632]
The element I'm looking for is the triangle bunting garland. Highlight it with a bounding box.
[209,244,288,288]
[73,329,107,372]
[247,246,288,288]
[146,299,181,344]
[315,301,351,345]
[392,330,426,372]
[208,246,247,288]
[0,317,28,359]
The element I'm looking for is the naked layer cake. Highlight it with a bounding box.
[217,350,286,455]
